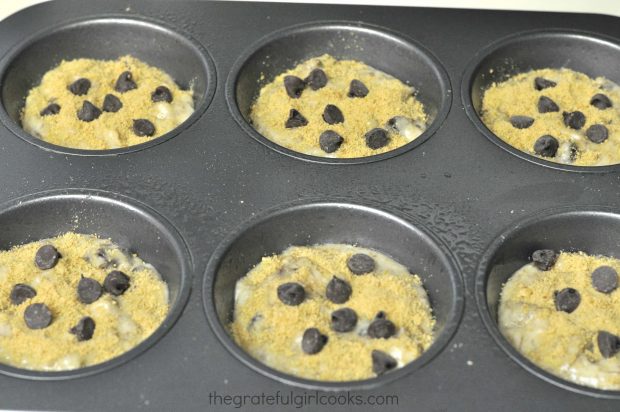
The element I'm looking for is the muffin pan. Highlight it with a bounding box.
[0,0,619,410]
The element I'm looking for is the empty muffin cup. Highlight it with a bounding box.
[476,206,620,398]
[227,21,451,164]
[203,202,463,390]
[0,189,191,380]
[0,16,216,155]
[463,29,620,172]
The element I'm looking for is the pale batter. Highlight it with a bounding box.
[250,54,428,158]
[0,232,169,371]
[482,68,620,166]
[21,56,194,150]
[499,250,620,390]
[231,244,435,381]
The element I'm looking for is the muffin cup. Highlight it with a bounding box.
[203,201,463,390]
[226,21,451,164]
[476,206,620,398]
[0,188,192,380]
[462,29,620,173]
[0,15,216,155]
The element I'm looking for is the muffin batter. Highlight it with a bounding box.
[482,68,620,166]
[21,55,194,150]
[0,232,169,371]
[499,250,620,390]
[231,244,435,381]
[250,54,428,158]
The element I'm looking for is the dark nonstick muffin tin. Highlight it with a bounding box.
[0,0,620,410]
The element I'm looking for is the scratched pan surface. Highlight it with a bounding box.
[0,0,619,410]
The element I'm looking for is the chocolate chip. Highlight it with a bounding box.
[70,316,95,341]
[365,128,389,150]
[68,78,91,96]
[387,116,411,134]
[40,103,60,116]
[348,79,369,98]
[534,77,557,91]
[283,75,305,98]
[368,318,396,339]
[96,248,108,259]
[597,331,620,358]
[533,135,559,157]
[372,350,397,375]
[77,277,103,304]
[531,249,558,271]
[569,143,579,162]
[151,86,173,103]
[591,266,618,294]
[285,109,308,128]
[301,328,328,354]
[563,111,586,130]
[330,308,357,332]
[77,101,102,122]
[35,245,61,270]
[248,314,262,330]
[510,115,535,129]
[277,282,305,306]
[90,248,116,269]
[375,311,386,319]
[10,284,36,305]
[322,104,344,124]
[319,130,344,153]
[24,303,52,329]
[102,94,123,113]
[133,119,155,137]
[305,69,327,90]
[347,253,375,275]
[591,93,612,110]
[325,276,352,304]
[586,124,609,144]
[537,96,559,113]
[115,71,137,93]
[103,270,130,296]
[554,288,581,313]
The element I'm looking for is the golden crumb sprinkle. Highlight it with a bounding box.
[231,244,435,381]
[500,251,620,389]
[250,54,427,158]
[481,68,620,166]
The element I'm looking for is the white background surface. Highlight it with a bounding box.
[1,0,620,22]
